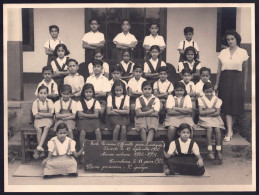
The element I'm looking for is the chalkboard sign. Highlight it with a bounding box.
[84,140,164,173]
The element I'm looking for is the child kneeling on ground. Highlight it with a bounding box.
[164,123,205,176]
[42,123,84,178]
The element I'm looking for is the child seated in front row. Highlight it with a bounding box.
[178,46,201,84]
[35,66,59,103]
[117,49,135,82]
[164,81,194,143]
[180,68,197,120]
[153,66,174,124]
[77,84,102,149]
[143,22,166,60]
[54,85,77,140]
[108,66,128,94]
[164,123,205,176]
[51,43,70,87]
[88,49,109,78]
[196,67,214,98]
[128,64,146,123]
[42,123,84,178]
[135,81,160,142]
[64,59,84,101]
[86,59,110,123]
[144,45,166,84]
[107,80,130,141]
[198,82,225,160]
[32,85,54,159]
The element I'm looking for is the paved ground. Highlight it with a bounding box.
[7,147,253,192]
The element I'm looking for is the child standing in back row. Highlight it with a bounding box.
[44,25,63,66]
[113,19,138,61]
[143,23,166,60]
[107,80,130,141]
[177,27,200,62]
[135,81,160,142]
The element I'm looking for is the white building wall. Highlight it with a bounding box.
[236,7,252,44]
[23,8,85,72]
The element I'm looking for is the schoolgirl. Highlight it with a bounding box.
[135,80,160,142]
[164,123,205,176]
[42,123,84,178]
[117,49,135,82]
[164,81,194,143]
[54,85,77,140]
[198,82,225,160]
[107,80,130,141]
[143,45,166,84]
[76,83,102,149]
[32,85,54,159]
[178,46,201,83]
[50,43,70,87]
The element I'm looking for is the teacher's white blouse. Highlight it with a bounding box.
[218,47,249,71]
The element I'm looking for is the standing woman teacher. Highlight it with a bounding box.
[214,30,249,142]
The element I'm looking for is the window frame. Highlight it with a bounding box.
[22,8,34,51]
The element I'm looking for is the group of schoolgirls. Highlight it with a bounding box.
[35,19,226,178]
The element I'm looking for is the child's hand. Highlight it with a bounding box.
[197,159,204,168]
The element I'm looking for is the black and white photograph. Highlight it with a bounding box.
[4,3,255,192]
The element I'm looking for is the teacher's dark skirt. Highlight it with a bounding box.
[218,70,244,115]
[166,155,205,176]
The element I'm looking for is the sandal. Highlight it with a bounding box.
[224,133,233,142]
[33,149,40,159]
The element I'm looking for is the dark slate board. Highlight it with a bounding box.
[84,140,164,173]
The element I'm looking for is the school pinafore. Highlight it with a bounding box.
[108,96,130,129]
[34,100,54,129]
[198,97,225,129]
[145,60,162,84]
[118,62,133,81]
[182,60,200,84]
[164,96,194,128]
[77,99,100,132]
[166,139,205,176]
[179,41,195,62]
[54,99,76,131]
[135,97,159,132]
[43,139,77,176]
[52,57,69,88]
[157,82,172,102]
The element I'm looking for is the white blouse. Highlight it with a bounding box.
[218,47,249,71]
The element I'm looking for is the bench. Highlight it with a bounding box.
[20,124,210,163]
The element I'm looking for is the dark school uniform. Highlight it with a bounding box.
[51,56,69,88]
[143,59,166,84]
[166,138,205,176]
[117,61,134,82]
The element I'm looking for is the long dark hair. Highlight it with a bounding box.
[54,43,70,57]
[111,80,127,97]
[223,29,242,47]
[172,81,187,97]
[81,83,95,100]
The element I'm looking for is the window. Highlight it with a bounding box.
[84,8,167,64]
[22,8,34,51]
[216,7,236,52]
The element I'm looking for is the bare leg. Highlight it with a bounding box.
[147,129,155,142]
[95,128,102,141]
[68,129,74,140]
[35,127,42,146]
[226,114,233,136]
[113,125,120,141]
[38,127,49,148]
[206,127,213,146]
[120,125,127,141]
[79,130,86,149]
[167,126,177,143]
[215,127,222,146]
[140,128,147,141]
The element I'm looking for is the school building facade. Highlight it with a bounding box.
[6,6,252,101]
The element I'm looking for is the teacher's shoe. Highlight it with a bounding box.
[224,133,233,142]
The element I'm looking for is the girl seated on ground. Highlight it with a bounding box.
[164,123,205,176]
[42,123,84,178]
